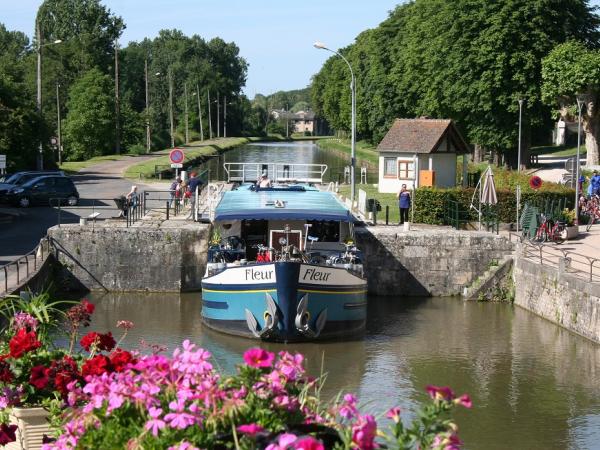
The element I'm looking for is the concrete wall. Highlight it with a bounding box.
[513,253,600,344]
[355,227,514,297]
[48,224,210,292]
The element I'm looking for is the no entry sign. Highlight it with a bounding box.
[169,148,185,164]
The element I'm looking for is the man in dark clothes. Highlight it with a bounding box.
[187,172,203,219]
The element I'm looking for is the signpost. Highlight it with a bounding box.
[0,154,6,175]
[169,149,185,178]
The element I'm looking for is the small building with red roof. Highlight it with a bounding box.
[376,118,471,193]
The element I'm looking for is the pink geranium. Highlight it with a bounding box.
[243,348,275,368]
[454,394,472,408]
[293,436,324,450]
[266,433,297,450]
[386,406,402,423]
[352,414,378,450]
[237,423,264,435]
[426,385,455,402]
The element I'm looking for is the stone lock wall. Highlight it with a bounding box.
[513,254,600,344]
[48,224,210,292]
[354,227,515,297]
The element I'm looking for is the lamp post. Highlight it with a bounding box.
[575,95,585,225]
[224,95,227,138]
[144,64,161,153]
[184,83,190,144]
[516,99,524,232]
[314,41,356,204]
[56,82,62,165]
[216,92,220,138]
[207,89,213,140]
[192,87,204,141]
[168,67,175,148]
[36,20,62,170]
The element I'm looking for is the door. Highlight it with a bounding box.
[30,177,56,205]
[241,220,268,261]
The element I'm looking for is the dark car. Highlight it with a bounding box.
[6,175,79,208]
[0,171,65,202]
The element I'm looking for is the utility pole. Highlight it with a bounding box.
[56,82,62,165]
[207,89,213,140]
[196,84,204,141]
[114,39,120,154]
[145,59,150,153]
[216,92,220,138]
[224,95,227,138]
[168,67,174,148]
[184,83,189,144]
[286,103,289,138]
[36,21,43,169]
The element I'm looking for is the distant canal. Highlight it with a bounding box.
[87,293,600,450]
[198,140,377,183]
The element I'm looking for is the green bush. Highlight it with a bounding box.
[127,144,146,155]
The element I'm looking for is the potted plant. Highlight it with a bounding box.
[0,296,135,450]
[43,346,472,449]
[559,208,578,239]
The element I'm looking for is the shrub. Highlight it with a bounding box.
[127,144,147,155]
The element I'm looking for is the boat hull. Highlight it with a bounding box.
[201,261,367,342]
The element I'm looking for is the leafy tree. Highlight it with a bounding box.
[63,68,114,160]
[542,40,600,166]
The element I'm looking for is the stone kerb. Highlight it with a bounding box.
[354,226,514,297]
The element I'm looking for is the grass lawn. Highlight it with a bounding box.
[316,138,379,166]
[338,184,401,223]
[59,155,131,174]
[531,144,587,157]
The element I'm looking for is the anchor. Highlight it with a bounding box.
[294,294,327,338]
[245,293,279,339]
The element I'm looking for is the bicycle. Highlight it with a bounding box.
[582,195,600,232]
[531,214,565,244]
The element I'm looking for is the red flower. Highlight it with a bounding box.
[82,299,95,314]
[110,349,135,372]
[0,424,18,445]
[82,355,112,378]
[29,365,50,390]
[426,385,455,402]
[80,332,116,352]
[48,356,80,397]
[0,359,13,383]
[9,328,41,358]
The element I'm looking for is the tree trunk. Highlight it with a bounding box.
[584,116,599,167]
[473,144,484,163]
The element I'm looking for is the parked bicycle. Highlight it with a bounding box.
[581,195,600,232]
[531,214,565,244]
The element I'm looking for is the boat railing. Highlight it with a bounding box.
[223,163,328,184]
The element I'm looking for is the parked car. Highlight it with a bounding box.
[0,170,65,203]
[5,175,79,208]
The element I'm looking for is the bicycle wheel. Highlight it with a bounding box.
[552,227,565,244]
[586,213,595,232]
[536,227,548,243]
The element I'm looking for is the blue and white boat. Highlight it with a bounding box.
[201,163,367,342]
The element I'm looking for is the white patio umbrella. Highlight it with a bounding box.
[479,166,498,230]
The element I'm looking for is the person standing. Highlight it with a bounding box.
[397,184,411,225]
[187,172,203,219]
[169,177,181,208]
[591,170,600,196]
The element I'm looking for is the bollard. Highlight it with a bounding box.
[166,201,170,220]
[372,202,377,225]
[385,206,389,225]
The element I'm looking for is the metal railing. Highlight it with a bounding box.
[1,239,50,296]
[223,163,328,184]
[51,195,145,228]
[510,232,600,283]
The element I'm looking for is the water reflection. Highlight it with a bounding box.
[87,292,600,450]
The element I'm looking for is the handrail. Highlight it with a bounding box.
[223,163,328,184]
[1,238,50,297]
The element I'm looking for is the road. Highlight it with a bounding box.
[0,155,167,266]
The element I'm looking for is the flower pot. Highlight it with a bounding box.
[6,407,50,450]
[561,225,578,240]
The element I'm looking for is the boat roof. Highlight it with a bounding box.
[214,184,354,222]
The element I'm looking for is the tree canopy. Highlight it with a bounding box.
[311,0,600,165]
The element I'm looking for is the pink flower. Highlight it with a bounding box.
[386,406,402,423]
[145,407,166,436]
[13,312,38,332]
[237,423,265,436]
[432,433,463,450]
[243,348,275,368]
[266,433,297,450]
[293,436,324,450]
[117,320,134,330]
[168,442,199,450]
[454,394,472,408]
[339,393,358,419]
[352,415,378,450]
[164,399,196,430]
[426,385,455,402]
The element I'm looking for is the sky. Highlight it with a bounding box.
[1,0,402,97]
[3,0,600,97]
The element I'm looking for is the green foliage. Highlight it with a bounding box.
[127,144,146,155]
[63,68,115,160]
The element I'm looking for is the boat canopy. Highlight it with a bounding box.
[214,184,354,222]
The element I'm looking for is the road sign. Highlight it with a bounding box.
[0,154,6,169]
[169,148,185,164]
[170,163,183,169]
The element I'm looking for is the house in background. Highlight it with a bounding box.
[271,110,315,134]
[376,118,471,193]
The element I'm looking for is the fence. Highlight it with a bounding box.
[0,238,50,296]
[51,195,145,228]
[509,232,600,283]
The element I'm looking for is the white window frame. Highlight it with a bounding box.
[383,157,397,178]
[398,159,416,180]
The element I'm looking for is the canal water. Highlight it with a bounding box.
[198,141,376,183]
[87,292,600,450]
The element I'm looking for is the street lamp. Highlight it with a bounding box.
[516,99,524,232]
[144,67,161,153]
[314,41,356,205]
[207,89,213,140]
[168,67,175,148]
[36,19,62,170]
[575,95,586,225]
[192,87,204,141]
